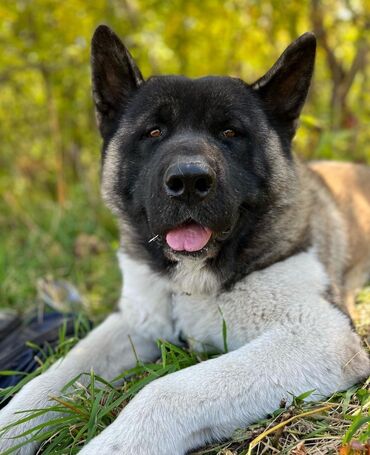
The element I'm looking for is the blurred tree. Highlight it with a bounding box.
[311,0,369,128]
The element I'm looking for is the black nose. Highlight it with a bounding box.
[164,161,216,203]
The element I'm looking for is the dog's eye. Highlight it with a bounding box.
[148,128,162,138]
[223,129,236,138]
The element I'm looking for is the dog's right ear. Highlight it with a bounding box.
[91,25,144,137]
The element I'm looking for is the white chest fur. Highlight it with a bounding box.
[117,249,342,354]
[172,250,333,352]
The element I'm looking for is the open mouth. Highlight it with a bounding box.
[165,221,213,253]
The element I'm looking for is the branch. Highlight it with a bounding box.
[341,37,369,98]
[310,0,345,83]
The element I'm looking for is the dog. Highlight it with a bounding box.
[1,25,369,455]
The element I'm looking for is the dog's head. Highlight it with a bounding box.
[91,26,316,294]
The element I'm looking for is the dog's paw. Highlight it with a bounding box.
[79,380,187,455]
[0,373,60,455]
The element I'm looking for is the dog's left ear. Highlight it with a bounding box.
[252,33,316,138]
[91,25,144,137]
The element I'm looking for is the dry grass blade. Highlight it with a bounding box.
[246,404,335,455]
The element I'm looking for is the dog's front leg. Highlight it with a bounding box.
[80,317,369,455]
[0,312,159,454]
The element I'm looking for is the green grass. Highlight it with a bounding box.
[0,323,369,455]
[0,338,202,455]
[0,184,120,317]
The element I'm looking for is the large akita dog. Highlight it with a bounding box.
[1,26,369,455]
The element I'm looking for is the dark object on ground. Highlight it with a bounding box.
[0,312,81,394]
[0,312,21,341]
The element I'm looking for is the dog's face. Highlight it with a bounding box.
[91,26,316,293]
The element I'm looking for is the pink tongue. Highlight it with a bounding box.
[166,224,212,252]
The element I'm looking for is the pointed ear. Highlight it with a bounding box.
[252,33,316,137]
[91,25,144,137]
